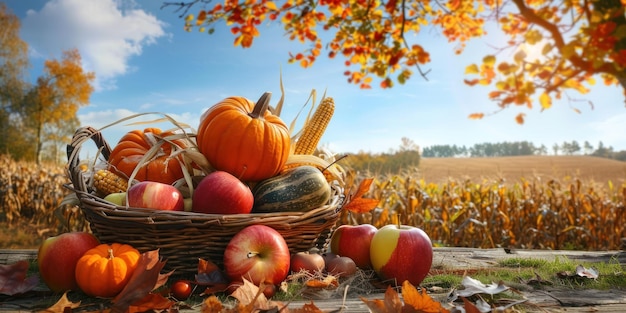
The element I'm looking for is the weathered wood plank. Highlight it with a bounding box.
[2,248,625,312]
[3,247,622,265]
[0,248,37,265]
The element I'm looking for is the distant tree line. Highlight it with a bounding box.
[421,140,626,160]
[342,137,421,174]
[342,139,626,175]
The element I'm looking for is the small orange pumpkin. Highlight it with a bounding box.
[75,243,140,298]
[196,92,291,182]
[108,128,188,184]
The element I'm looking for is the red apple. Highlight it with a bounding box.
[37,232,100,292]
[223,225,290,286]
[370,224,433,286]
[325,256,357,277]
[330,224,377,269]
[192,171,253,214]
[127,181,184,211]
[290,252,325,274]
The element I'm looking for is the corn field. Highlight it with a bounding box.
[1,155,625,250]
[341,167,626,251]
[0,155,88,239]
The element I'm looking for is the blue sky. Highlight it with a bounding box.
[5,0,626,156]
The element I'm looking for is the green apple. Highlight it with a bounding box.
[103,192,126,206]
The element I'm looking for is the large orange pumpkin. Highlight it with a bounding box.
[74,243,140,298]
[108,128,188,184]
[196,92,290,182]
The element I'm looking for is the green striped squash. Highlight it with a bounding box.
[252,165,331,213]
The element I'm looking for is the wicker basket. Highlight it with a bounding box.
[66,126,344,275]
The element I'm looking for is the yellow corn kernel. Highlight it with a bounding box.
[294,97,335,155]
[93,169,128,196]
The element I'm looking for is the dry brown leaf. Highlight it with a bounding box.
[289,301,325,313]
[401,281,449,313]
[196,258,229,294]
[198,258,220,274]
[201,295,225,313]
[0,260,39,296]
[126,293,174,313]
[454,276,509,298]
[461,297,482,313]
[230,279,288,312]
[575,265,599,279]
[361,285,403,313]
[343,177,379,213]
[111,249,168,312]
[230,278,269,310]
[39,292,80,313]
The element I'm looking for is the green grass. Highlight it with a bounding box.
[423,256,626,292]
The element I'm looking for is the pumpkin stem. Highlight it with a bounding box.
[249,92,272,119]
[108,248,115,260]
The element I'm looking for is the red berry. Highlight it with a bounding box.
[171,280,193,300]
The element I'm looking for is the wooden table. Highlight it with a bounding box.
[3,247,625,312]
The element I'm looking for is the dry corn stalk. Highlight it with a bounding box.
[294,97,334,155]
[93,169,128,195]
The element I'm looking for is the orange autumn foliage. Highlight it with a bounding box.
[362,280,450,313]
[343,177,380,214]
[172,0,626,123]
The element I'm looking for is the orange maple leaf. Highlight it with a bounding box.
[361,285,403,313]
[361,281,450,313]
[402,280,450,313]
[343,177,379,213]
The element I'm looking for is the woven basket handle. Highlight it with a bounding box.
[66,126,113,193]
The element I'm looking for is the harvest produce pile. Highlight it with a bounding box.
[85,92,345,215]
[27,91,437,311]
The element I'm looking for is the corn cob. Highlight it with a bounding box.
[93,169,128,195]
[294,97,335,155]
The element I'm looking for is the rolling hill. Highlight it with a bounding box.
[417,155,626,185]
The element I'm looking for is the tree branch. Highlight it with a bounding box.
[510,0,618,79]
[399,0,430,80]
[161,0,205,18]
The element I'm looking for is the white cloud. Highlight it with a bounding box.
[21,0,166,90]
